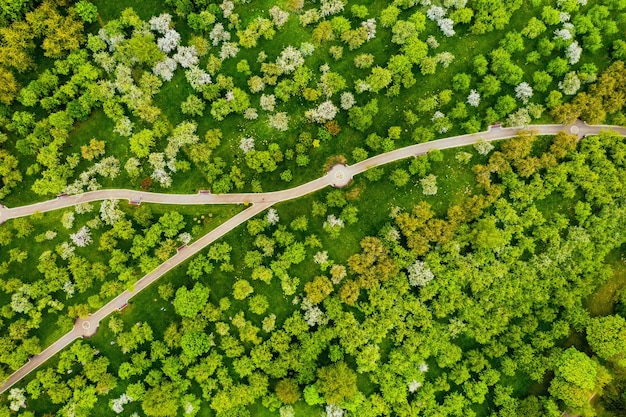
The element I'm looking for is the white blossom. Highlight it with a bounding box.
[280,405,295,417]
[407,260,434,286]
[70,226,93,247]
[438,18,455,37]
[419,362,429,373]
[157,29,181,53]
[173,46,199,69]
[267,208,280,225]
[436,51,455,67]
[515,82,533,104]
[320,0,345,17]
[324,214,344,228]
[269,6,289,28]
[45,230,57,240]
[209,23,231,46]
[340,92,356,110]
[362,18,377,40]
[355,80,371,93]
[299,42,315,57]
[185,65,212,90]
[319,63,330,74]
[313,251,329,265]
[220,0,234,18]
[306,100,338,123]
[420,174,438,196]
[111,394,133,414]
[152,168,172,188]
[243,107,258,120]
[178,232,192,245]
[427,5,446,21]
[63,281,76,298]
[107,34,125,52]
[559,12,570,23]
[554,28,572,41]
[93,51,116,73]
[59,242,76,260]
[566,41,582,65]
[426,35,439,49]
[239,136,255,153]
[507,108,531,127]
[269,112,289,131]
[559,71,581,95]
[114,117,134,136]
[74,202,94,214]
[408,380,422,393]
[299,9,321,26]
[474,139,494,155]
[301,297,328,327]
[260,94,276,111]
[225,90,235,101]
[467,89,480,107]
[94,156,121,178]
[276,46,304,74]
[152,57,177,81]
[62,211,75,229]
[10,292,33,314]
[100,199,123,225]
[149,13,172,34]
[219,42,239,60]
[8,388,27,411]
[325,404,345,417]
[431,111,445,121]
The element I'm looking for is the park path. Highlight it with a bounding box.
[1,121,625,394]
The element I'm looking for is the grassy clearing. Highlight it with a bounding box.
[587,249,626,317]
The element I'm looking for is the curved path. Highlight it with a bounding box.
[1,121,625,394]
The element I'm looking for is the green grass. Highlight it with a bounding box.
[587,249,626,317]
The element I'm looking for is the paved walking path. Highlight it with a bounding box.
[1,121,624,394]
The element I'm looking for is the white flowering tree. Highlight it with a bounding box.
[515,82,533,104]
[305,100,338,123]
[70,226,93,247]
[559,71,581,95]
[173,46,199,68]
[157,29,181,53]
[566,41,582,65]
[111,394,133,414]
[267,208,280,225]
[467,89,480,107]
[420,174,438,195]
[239,136,255,153]
[100,199,124,225]
[320,0,345,17]
[185,66,212,90]
[149,13,172,34]
[269,112,289,131]
[153,57,178,81]
[260,94,276,111]
[209,23,231,46]
[474,138,494,155]
[407,260,435,286]
[340,92,355,110]
[362,18,377,40]
[8,388,27,411]
[438,18,455,37]
[269,6,289,28]
[276,46,304,73]
[219,42,240,60]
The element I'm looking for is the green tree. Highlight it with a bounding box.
[587,315,626,365]
[74,0,98,23]
[173,283,210,318]
[142,382,181,417]
[275,378,301,404]
[316,361,358,404]
[181,332,212,358]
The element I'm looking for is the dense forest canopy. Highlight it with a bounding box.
[0,0,625,416]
